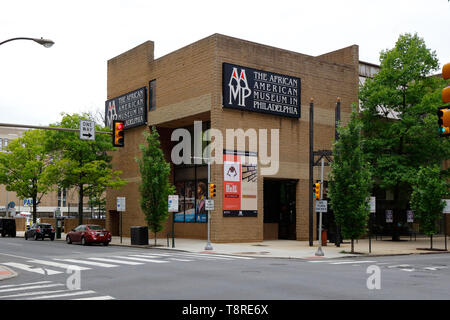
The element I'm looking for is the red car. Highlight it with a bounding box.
[66,224,111,246]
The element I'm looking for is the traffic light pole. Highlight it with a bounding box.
[315,158,325,256]
[205,160,213,251]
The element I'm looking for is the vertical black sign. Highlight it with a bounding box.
[105,87,147,129]
[222,63,301,118]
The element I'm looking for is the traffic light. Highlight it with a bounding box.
[442,63,450,104]
[113,120,125,147]
[437,107,450,136]
[209,183,216,198]
[438,63,450,137]
[314,182,321,199]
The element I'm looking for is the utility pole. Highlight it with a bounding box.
[315,157,325,256]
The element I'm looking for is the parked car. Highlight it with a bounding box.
[25,223,55,241]
[66,224,111,246]
[0,218,16,237]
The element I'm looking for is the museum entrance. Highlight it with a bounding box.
[263,179,297,240]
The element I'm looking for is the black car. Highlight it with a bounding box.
[0,218,16,237]
[25,223,55,241]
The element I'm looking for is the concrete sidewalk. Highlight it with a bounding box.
[14,231,450,259]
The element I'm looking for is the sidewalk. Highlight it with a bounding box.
[15,231,449,259]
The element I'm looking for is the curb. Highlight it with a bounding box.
[0,265,18,281]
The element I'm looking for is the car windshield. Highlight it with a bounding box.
[88,225,103,230]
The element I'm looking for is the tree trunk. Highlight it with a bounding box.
[154,232,157,246]
[351,238,354,253]
[78,184,84,226]
[431,234,433,250]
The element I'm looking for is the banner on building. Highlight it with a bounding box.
[223,150,258,217]
[105,87,147,129]
[222,63,301,118]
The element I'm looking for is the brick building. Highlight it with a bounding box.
[105,34,360,242]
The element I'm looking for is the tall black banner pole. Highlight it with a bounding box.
[335,98,341,247]
[309,98,314,246]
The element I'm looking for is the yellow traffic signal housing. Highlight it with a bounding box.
[113,120,125,147]
[209,183,216,198]
[437,106,450,137]
[443,63,450,104]
[314,182,321,199]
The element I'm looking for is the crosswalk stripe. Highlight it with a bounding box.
[307,260,354,263]
[330,261,376,265]
[200,253,255,260]
[73,295,115,300]
[54,259,119,268]
[0,281,52,289]
[0,283,64,293]
[172,253,233,260]
[0,289,71,299]
[127,254,159,258]
[25,290,96,300]
[168,258,193,262]
[2,262,62,275]
[140,253,171,257]
[28,260,91,271]
[87,257,144,265]
[110,256,169,263]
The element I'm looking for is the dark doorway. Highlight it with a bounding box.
[264,179,297,240]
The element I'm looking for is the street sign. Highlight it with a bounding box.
[386,210,393,223]
[443,199,450,214]
[369,197,376,213]
[24,199,33,206]
[117,197,126,212]
[168,195,179,212]
[315,200,327,213]
[79,120,95,141]
[205,199,214,211]
[407,210,414,223]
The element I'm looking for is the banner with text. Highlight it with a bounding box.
[223,150,258,217]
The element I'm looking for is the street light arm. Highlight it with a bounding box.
[0,37,54,48]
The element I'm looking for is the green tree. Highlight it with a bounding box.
[328,107,372,253]
[410,165,447,249]
[45,113,127,225]
[0,130,57,222]
[136,127,175,246]
[359,33,450,240]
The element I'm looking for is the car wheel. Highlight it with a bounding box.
[1,233,5,237]
[81,237,87,246]
[34,233,39,241]
[103,242,109,246]
[66,236,72,244]
[50,236,55,241]
[25,233,28,240]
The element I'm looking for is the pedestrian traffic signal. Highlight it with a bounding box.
[113,120,125,147]
[443,63,450,104]
[209,183,216,198]
[314,182,321,199]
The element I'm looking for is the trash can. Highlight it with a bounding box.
[321,229,327,246]
[0,218,16,237]
[131,226,148,245]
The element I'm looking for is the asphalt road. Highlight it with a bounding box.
[0,236,449,300]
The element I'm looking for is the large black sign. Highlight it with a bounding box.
[105,87,147,129]
[222,63,301,118]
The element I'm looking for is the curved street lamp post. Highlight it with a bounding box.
[0,37,54,48]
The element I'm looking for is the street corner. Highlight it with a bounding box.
[0,265,18,281]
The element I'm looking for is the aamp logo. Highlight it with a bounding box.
[228,67,251,107]
[105,100,118,129]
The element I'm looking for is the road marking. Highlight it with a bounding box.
[73,295,115,300]
[25,290,96,300]
[0,283,64,293]
[27,259,91,271]
[140,253,172,257]
[401,269,415,272]
[0,289,71,299]
[87,257,144,265]
[111,256,169,264]
[172,253,234,260]
[388,264,411,268]
[127,254,159,258]
[168,258,193,262]
[54,259,119,268]
[307,260,355,263]
[0,280,52,289]
[330,261,376,265]
[2,262,62,275]
[197,253,255,260]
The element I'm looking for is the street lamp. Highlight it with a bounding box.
[0,37,54,48]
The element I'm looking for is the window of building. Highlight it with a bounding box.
[149,79,156,111]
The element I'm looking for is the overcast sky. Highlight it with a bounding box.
[1,0,449,126]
